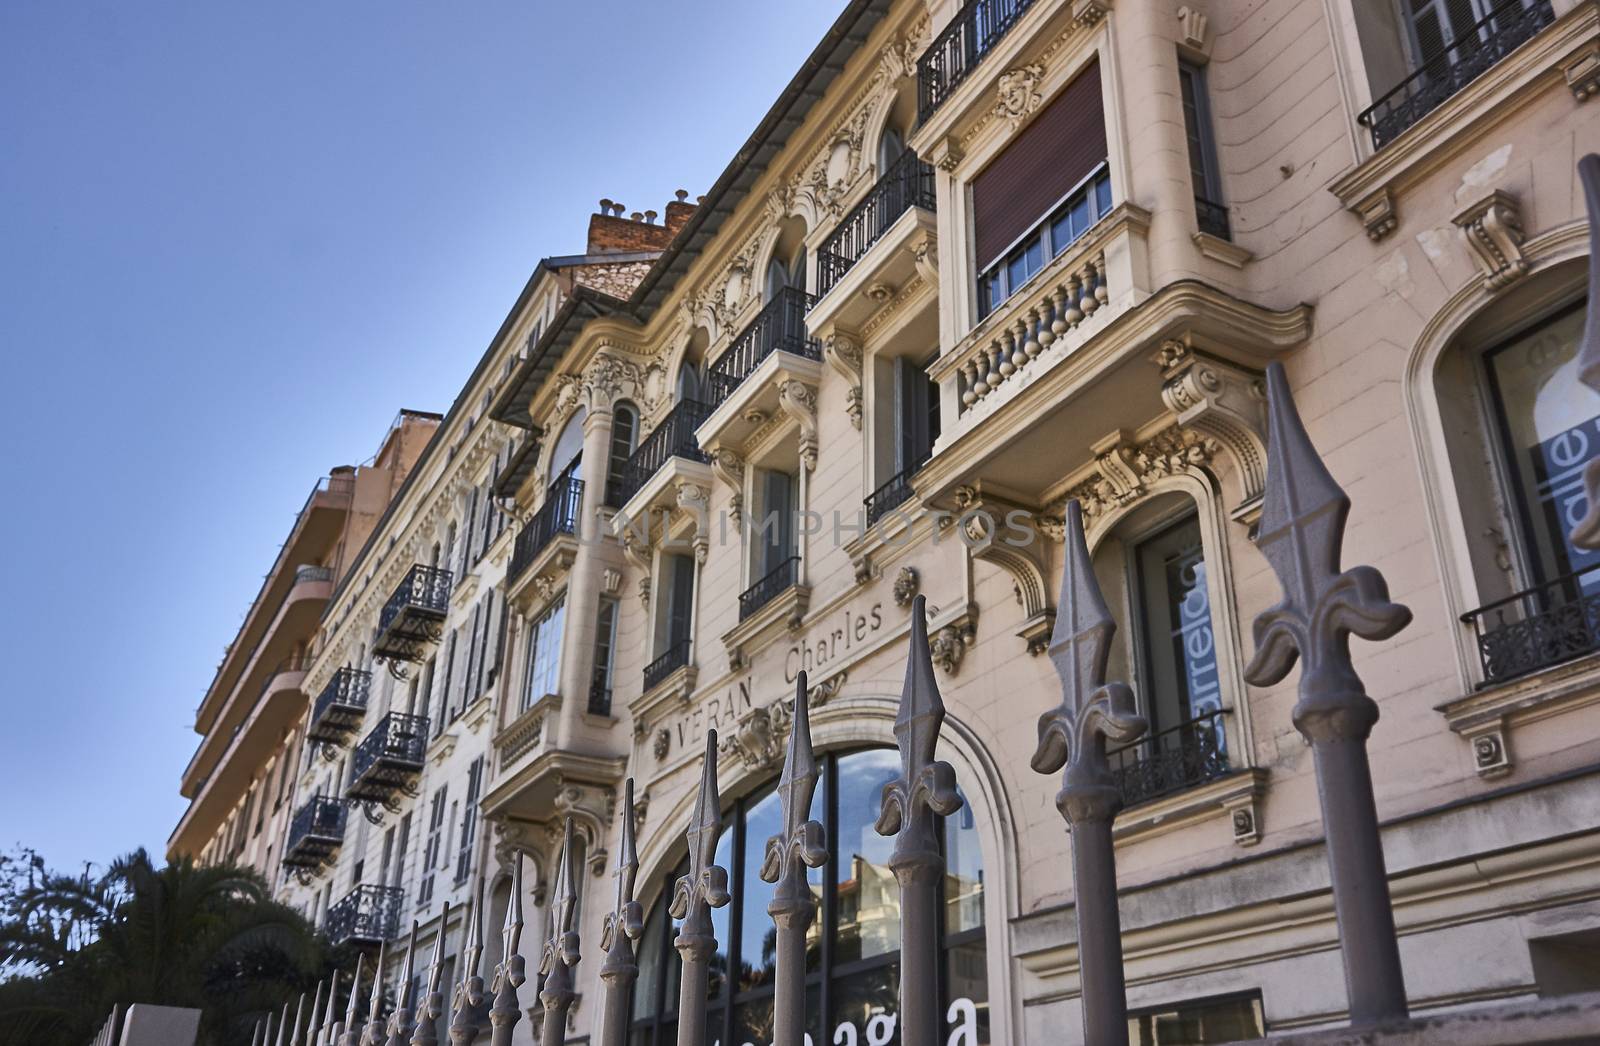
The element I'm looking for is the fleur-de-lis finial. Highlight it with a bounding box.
[462,874,485,1003]
[875,595,963,856]
[1243,363,1411,724]
[412,901,450,1046]
[540,819,581,977]
[1570,154,1600,548]
[494,854,525,994]
[670,730,732,928]
[761,670,826,906]
[601,779,642,955]
[1031,500,1146,817]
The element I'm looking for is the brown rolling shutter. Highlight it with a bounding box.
[971,57,1107,269]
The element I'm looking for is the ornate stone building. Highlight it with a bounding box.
[193,0,1600,1041]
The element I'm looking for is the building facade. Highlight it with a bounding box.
[184,0,1600,1041]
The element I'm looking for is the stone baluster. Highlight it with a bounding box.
[876,596,964,1046]
[984,344,1002,394]
[997,325,1017,379]
[1031,500,1148,1045]
[539,819,582,1046]
[1022,308,1043,362]
[385,922,420,1046]
[761,673,827,1046]
[960,360,978,408]
[412,902,450,1046]
[488,853,527,1046]
[597,779,644,1046]
[1244,361,1412,1025]
[450,875,488,1046]
[1571,153,1600,548]
[671,730,732,1046]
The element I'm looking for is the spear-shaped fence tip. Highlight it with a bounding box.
[290,992,307,1046]
[428,901,450,994]
[398,920,420,1009]
[367,941,387,1028]
[346,952,366,1028]
[251,1017,264,1046]
[275,1002,290,1046]
[307,981,326,1046]
[543,818,580,971]
[504,849,524,966]
[323,970,341,1045]
[876,595,962,841]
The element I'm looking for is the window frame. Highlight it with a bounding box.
[976,161,1114,320]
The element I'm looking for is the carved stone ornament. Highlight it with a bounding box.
[1177,5,1210,56]
[719,699,794,772]
[928,608,977,676]
[1563,44,1600,102]
[711,449,746,526]
[1571,155,1600,549]
[994,63,1045,128]
[775,379,820,471]
[1065,426,1219,524]
[652,728,671,761]
[1356,186,1397,241]
[807,670,847,707]
[823,333,864,430]
[1157,342,1269,518]
[1072,0,1112,27]
[892,565,920,607]
[1452,189,1527,289]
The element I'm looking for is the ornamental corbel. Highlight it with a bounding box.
[1071,0,1111,27]
[1451,189,1527,290]
[960,494,1053,654]
[775,379,819,471]
[1354,185,1397,241]
[823,332,864,430]
[619,528,652,609]
[1157,342,1269,521]
[674,480,711,562]
[710,449,746,525]
[1176,5,1210,59]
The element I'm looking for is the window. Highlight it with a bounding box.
[625,748,989,1046]
[1178,60,1228,240]
[591,597,620,716]
[418,786,447,909]
[1129,991,1265,1044]
[455,758,483,884]
[607,401,640,508]
[755,470,799,578]
[436,631,457,732]
[521,597,567,711]
[973,58,1107,319]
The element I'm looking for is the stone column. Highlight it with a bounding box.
[555,394,617,734]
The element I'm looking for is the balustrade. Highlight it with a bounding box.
[705,288,820,405]
[816,151,935,296]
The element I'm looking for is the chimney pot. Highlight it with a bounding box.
[675,189,689,202]
[613,202,625,217]
[645,209,658,224]
[599,198,613,213]
[630,211,643,221]
[697,195,707,205]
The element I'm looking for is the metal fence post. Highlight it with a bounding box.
[307,982,326,1046]
[488,851,526,1046]
[1571,153,1600,548]
[340,952,367,1046]
[540,818,582,1046]
[671,730,732,1046]
[386,922,420,1046]
[276,1003,291,1046]
[412,901,450,1046]
[761,672,827,1046]
[320,970,342,1046]
[359,941,387,1046]
[450,875,487,1046]
[876,596,964,1046]
[1031,500,1148,1046]
[1244,361,1412,1025]
[597,779,643,1046]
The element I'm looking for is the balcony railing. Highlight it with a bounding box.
[588,664,614,718]
[1462,565,1600,686]
[817,151,936,296]
[325,884,403,947]
[705,288,820,405]
[282,795,347,871]
[615,400,712,508]
[740,556,801,622]
[373,564,452,663]
[917,0,1038,123]
[644,638,692,692]
[510,475,584,586]
[306,667,372,745]
[345,712,429,804]
[864,462,924,526]
[1108,709,1230,807]
[1358,0,1555,149]
[1195,196,1231,241]
[293,563,334,585]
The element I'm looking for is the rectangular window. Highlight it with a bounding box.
[1128,991,1265,1044]
[521,597,567,711]
[1134,514,1224,735]
[1178,60,1228,241]
[437,632,457,730]
[591,597,620,716]
[977,164,1112,319]
[455,757,484,884]
[756,470,799,577]
[893,355,940,474]
[417,785,447,909]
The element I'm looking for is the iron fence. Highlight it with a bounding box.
[739,555,800,622]
[816,151,936,295]
[614,400,711,507]
[1108,709,1230,807]
[1462,564,1600,685]
[917,0,1038,122]
[1358,0,1554,149]
[705,288,820,405]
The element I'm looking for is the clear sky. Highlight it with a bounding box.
[0,0,847,874]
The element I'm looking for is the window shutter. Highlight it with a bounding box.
[971,57,1106,270]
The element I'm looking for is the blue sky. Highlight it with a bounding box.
[0,0,847,873]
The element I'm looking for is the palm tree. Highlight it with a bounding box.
[0,848,332,1046]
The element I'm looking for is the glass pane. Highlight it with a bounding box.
[1486,308,1600,586]
[709,825,734,1005]
[944,938,991,1045]
[1128,993,1265,1045]
[1069,196,1091,240]
[1022,239,1043,282]
[738,788,783,993]
[633,900,666,1022]
[1095,174,1112,215]
[1135,516,1224,739]
[830,962,900,1046]
[943,798,985,936]
[732,986,821,1046]
[834,750,902,965]
[1050,213,1071,256]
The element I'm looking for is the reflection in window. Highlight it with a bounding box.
[520,597,565,711]
[1128,991,1266,1045]
[626,748,988,1045]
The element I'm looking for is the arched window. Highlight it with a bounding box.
[628,747,989,1046]
[606,400,640,508]
[876,125,905,177]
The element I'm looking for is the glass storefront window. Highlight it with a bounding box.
[626,747,989,1046]
[1128,991,1266,1045]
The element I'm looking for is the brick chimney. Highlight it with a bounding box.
[585,192,697,254]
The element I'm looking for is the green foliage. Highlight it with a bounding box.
[0,846,343,1046]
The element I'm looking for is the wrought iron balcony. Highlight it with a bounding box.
[1358,0,1554,149]
[614,400,712,508]
[1195,195,1231,241]
[864,464,921,526]
[281,795,347,872]
[739,556,801,623]
[705,288,820,405]
[644,638,692,692]
[817,151,936,296]
[345,712,429,805]
[1462,565,1600,686]
[306,667,371,746]
[509,475,584,587]
[373,564,452,665]
[1108,710,1230,807]
[325,884,403,948]
[917,0,1038,123]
